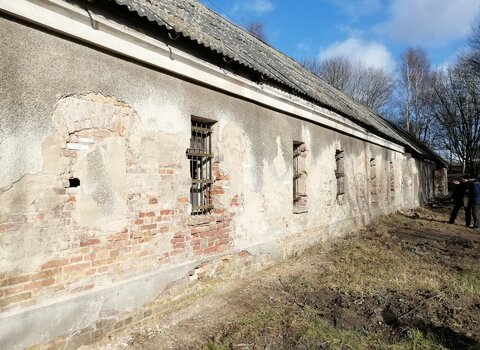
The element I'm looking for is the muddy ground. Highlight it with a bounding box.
[88,203,480,350]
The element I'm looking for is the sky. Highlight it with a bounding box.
[197,0,480,72]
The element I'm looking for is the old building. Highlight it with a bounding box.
[0,0,447,348]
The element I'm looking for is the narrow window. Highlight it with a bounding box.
[186,118,215,215]
[293,142,307,211]
[335,150,345,197]
[370,157,377,205]
[389,161,395,192]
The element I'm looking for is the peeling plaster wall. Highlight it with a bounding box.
[0,16,437,349]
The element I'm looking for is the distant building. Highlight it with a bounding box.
[0,0,447,348]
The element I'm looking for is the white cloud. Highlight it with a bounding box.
[319,38,395,71]
[232,0,275,15]
[386,0,480,46]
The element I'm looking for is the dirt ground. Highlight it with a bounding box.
[87,202,480,350]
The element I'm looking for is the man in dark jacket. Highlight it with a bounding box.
[469,177,480,228]
[449,174,471,225]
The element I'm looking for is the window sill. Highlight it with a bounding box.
[293,206,308,214]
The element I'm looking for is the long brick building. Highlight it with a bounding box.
[0,0,447,348]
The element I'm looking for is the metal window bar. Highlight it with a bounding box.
[389,162,395,191]
[293,144,301,202]
[335,150,345,196]
[187,121,213,215]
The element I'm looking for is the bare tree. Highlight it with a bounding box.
[303,56,352,91]
[430,61,480,175]
[302,56,394,114]
[349,63,395,113]
[245,21,267,42]
[466,19,480,78]
[395,47,435,144]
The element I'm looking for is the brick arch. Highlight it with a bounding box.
[49,93,142,230]
[51,92,140,139]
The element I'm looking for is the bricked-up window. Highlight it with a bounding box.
[186,118,215,215]
[293,142,307,211]
[335,150,345,196]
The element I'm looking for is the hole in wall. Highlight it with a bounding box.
[68,178,80,188]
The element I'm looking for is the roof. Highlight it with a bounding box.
[111,0,445,165]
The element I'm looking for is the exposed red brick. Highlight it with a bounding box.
[41,278,55,287]
[172,242,185,249]
[69,256,83,264]
[203,246,219,254]
[41,259,69,270]
[148,197,158,204]
[92,258,114,267]
[63,263,91,273]
[80,238,100,247]
[4,286,23,296]
[31,270,55,281]
[219,238,230,245]
[107,233,129,242]
[6,275,30,286]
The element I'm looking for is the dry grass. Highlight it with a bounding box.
[93,206,480,350]
[200,208,480,350]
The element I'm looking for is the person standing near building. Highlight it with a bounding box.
[449,174,471,225]
[469,177,480,228]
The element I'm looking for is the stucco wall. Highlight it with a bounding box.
[0,16,437,349]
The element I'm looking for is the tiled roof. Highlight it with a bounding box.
[112,0,445,165]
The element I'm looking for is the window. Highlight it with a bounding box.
[293,142,307,211]
[186,118,215,215]
[335,150,345,197]
[370,157,377,205]
[389,161,395,192]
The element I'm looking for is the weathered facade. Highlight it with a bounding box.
[0,0,447,348]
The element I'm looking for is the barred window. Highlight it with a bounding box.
[293,142,307,210]
[389,161,395,192]
[186,119,214,215]
[370,157,377,205]
[335,149,345,196]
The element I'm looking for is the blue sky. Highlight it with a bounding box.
[198,0,480,72]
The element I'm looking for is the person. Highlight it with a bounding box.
[468,177,480,228]
[449,174,471,225]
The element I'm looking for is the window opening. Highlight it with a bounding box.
[293,142,307,210]
[335,150,345,196]
[389,161,395,192]
[370,157,377,205]
[186,119,214,215]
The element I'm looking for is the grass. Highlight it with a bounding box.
[199,208,480,350]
